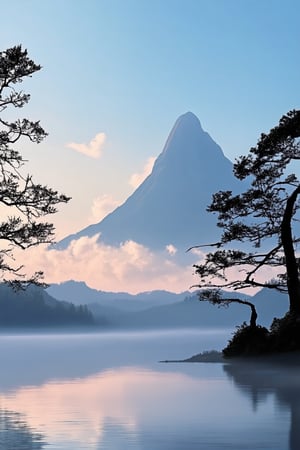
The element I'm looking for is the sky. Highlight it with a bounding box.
[1,0,300,293]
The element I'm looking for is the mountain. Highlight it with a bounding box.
[47,280,189,310]
[0,284,95,328]
[58,112,243,250]
[87,290,288,330]
[47,281,243,329]
[47,281,288,330]
[251,288,288,325]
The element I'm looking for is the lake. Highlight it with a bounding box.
[0,328,297,450]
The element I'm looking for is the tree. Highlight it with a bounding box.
[193,110,300,320]
[199,289,258,328]
[0,45,70,285]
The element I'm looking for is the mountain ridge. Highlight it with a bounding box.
[47,280,288,329]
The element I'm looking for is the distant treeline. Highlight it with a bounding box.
[0,284,95,328]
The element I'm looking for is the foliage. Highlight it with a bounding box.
[269,313,300,352]
[184,349,223,362]
[0,46,70,285]
[223,322,269,357]
[193,110,300,316]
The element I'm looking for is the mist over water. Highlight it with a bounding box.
[0,329,297,449]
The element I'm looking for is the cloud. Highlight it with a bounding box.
[66,132,106,158]
[165,244,177,256]
[20,235,195,294]
[15,235,282,295]
[129,156,156,189]
[90,194,121,222]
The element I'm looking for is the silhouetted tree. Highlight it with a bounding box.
[193,110,300,319]
[199,289,258,328]
[0,45,70,285]
[0,408,45,448]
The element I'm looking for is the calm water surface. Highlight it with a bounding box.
[0,329,297,449]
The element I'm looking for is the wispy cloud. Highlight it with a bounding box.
[66,132,106,159]
[90,194,120,223]
[166,244,177,256]
[129,156,156,189]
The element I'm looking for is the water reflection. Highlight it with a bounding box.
[0,408,46,450]
[0,364,288,450]
[224,359,300,450]
[0,330,229,392]
[1,368,218,449]
[0,331,293,449]
[96,417,139,450]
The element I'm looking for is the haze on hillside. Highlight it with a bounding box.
[47,280,288,331]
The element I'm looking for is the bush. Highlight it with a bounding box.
[269,313,300,352]
[223,322,270,357]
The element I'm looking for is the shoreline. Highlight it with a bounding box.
[160,349,300,365]
[160,350,224,363]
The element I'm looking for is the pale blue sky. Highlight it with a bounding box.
[2,1,299,213]
[4,0,298,153]
[2,0,300,292]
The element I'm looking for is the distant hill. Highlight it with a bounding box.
[87,295,242,329]
[87,292,288,330]
[47,281,288,330]
[251,287,289,326]
[47,280,189,310]
[0,281,288,331]
[0,284,95,328]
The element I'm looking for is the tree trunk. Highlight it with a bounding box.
[225,298,258,328]
[281,185,300,316]
[249,303,258,329]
